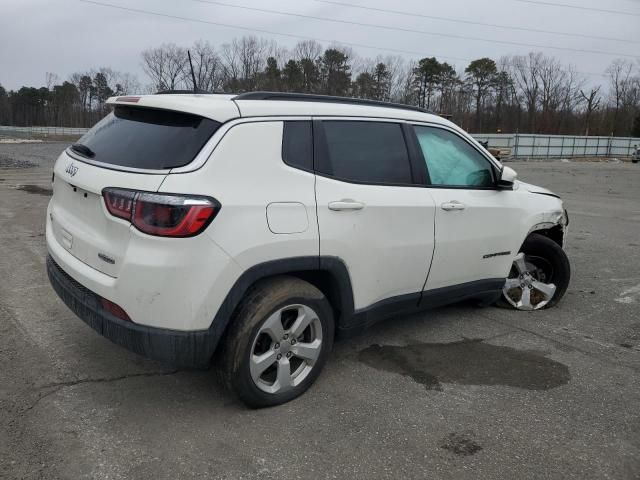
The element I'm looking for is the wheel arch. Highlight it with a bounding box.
[208,256,355,356]
[526,224,565,248]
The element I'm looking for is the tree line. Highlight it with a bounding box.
[0,69,140,128]
[1,36,639,136]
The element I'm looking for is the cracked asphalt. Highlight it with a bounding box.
[1,142,640,479]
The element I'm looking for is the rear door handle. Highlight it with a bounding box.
[441,201,466,211]
[328,200,365,211]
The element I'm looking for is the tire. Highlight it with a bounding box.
[496,233,570,310]
[217,276,334,408]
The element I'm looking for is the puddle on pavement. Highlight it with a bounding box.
[359,339,570,391]
[0,156,36,169]
[16,184,52,196]
[440,432,483,456]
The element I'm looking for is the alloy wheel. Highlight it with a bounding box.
[249,304,323,394]
[503,253,557,310]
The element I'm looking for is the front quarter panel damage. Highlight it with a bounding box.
[524,203,568,248]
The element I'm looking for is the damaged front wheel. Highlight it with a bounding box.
[498,233,570,310]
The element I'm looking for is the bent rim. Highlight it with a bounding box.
[503,252,557,310]
[249,304,323,394]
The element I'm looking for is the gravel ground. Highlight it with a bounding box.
[1,142,639,479]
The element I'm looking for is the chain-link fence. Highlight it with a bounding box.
[2,125,639,159]
[472,133,639,159]
[0,125,89,139]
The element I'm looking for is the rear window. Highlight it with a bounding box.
[75,106,220,169]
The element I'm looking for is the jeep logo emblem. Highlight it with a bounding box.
[65,163,78,177]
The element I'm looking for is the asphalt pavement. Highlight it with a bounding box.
[1,142,639,479]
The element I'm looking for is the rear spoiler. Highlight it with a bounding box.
[105,95,240,123]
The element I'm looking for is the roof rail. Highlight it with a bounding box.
[232,91,432,114]
[155,89,213,95]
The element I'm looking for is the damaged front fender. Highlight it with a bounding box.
[527,209,568,248]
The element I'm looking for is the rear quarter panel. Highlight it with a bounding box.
[159,119,320,323]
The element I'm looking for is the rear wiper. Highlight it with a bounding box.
[70,143,95,159]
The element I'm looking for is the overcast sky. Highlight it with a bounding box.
[1,0,638,90]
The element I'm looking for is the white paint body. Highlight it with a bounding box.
[46,94,566,331]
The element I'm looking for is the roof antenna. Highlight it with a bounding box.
[187,50,198,93]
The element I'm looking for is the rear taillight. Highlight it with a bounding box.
[104,188,136,220]
[102,188,220,237]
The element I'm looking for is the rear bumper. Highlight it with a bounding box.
[47,255,217,368]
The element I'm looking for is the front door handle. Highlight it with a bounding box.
[441,200,466,211]
[328,200,365,211]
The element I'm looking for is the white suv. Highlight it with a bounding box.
[46,92,570,407]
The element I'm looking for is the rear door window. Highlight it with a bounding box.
[75,106,220,170]
[317,121,413,185]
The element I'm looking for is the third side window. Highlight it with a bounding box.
[413,126,494,187]
[282,121,313,171]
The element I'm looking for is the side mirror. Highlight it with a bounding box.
[498,166,517,189]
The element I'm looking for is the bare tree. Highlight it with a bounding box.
[606,59,634,134]
[45,72,59,90]
[536,56,582,132]
[380,55,407,102]
[220,36,270,91]
[392,60,416,104]
[557,66,584,133]
[240,37,270,89]
[266,39,288,67]
[578,87,601,135]
[186,40,223,92]
[141,44,188,91]
[538,56,564,128]
[220,41,242,90]
[509,52,543,132]
[293,40,323,62]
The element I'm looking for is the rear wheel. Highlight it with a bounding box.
[218,276,334,408]
[497,233,570,310]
